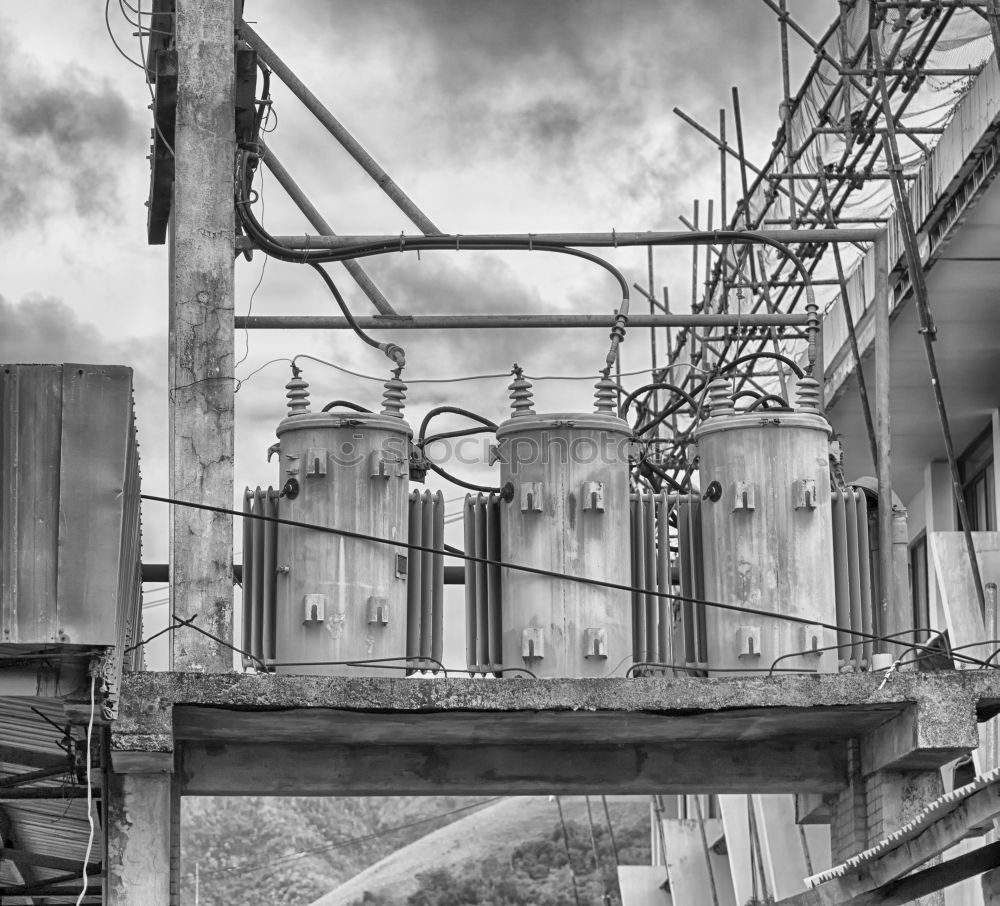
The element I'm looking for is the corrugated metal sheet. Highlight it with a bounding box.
[0,364,143,717]
[0,696,104,901]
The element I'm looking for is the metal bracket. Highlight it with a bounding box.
[366,596,389,626]
[266,443,280,462]
[732,481,755,511]
[800,624,825,656]
[736,626,761,659]
[584,628,608,659]
[582,481,605,513]
[522,628,545,660]
[370,450,406,480]
[305,447,327,477]
[395,554,408,579]
[520,482,543,513]
[793,478,817,510]
[303,593,326,624]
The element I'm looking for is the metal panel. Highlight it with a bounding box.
[662,818,737,906]
[832,489,852,663]
[463,492,502,673]
[854,490,874,665]
[56,365,134,645]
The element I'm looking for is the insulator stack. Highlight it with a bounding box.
[508,367,535,417]
[593,375,618,413]
[285,371,311,416]
[706,378,735,418]
[380,373,407,418]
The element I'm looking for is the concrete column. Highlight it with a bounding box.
[169,0,236,671]
[865,769,946,906]
[829,741,868,864]
[983,866,1000,903]
[106,772,174,905]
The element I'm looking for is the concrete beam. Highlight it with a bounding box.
[179,740,846,796]
[168,0,235,671]
[862,700,978,774]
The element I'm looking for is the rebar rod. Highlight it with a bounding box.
[239,20,442,236]
[258,140,395,315]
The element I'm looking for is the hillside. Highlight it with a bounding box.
[311,796,651,906]
[181,796,492,905]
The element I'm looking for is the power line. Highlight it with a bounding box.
[140,492,993,668]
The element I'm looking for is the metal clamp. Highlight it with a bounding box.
[520,482,543,513]
[584,628,608,659]
[305,447,327,477]
[303,593,326,624]
[800,625,824,656]
[366,596,389,626]
[736,626,761,659]
[582,481,605,513]
[522,628,545,660]
[732,481,755,512]
[370,450,406,480]
[793,478,817,510]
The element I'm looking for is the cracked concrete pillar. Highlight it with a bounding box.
[865,769,946,906]
[106,772,174,905]
[168,0,235,671]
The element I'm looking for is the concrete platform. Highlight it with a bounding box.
[109,670,1000,796]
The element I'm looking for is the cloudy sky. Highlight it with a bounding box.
[0,1,834,665]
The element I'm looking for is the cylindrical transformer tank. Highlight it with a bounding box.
[272,388,411,677]
[495,411,632,678]
[692,379,837,675]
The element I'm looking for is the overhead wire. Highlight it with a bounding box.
[142,492,995,669]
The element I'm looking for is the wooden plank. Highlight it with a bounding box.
[1,846,100,874]
[617,866,672,906]
[0,744,68,771]
[179,740,848,796]
[662,819,737,906]
[169,0,235,671]
[790,779,1000,904]
[56,365,132,645]
[3,366,62,644]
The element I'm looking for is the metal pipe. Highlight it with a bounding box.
[239,21,442,236]
[259,141,396,315]
[236,313,810,330]
[237,227,883,251]
[874,233,893,653]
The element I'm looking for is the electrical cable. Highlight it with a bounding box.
[104,0,146,69]
[142,492,993,668]
[75,673,96,906]
[291,353,681,386]
[555,796,583,906]
[417,406,498,445]
[321,400,372,413]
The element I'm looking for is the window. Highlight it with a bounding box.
[959,427,996,531]
[909,533,929,639]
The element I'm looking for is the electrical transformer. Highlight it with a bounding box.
[493,373,632,678]
[693,377,837,675]
[267,370,412,676]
